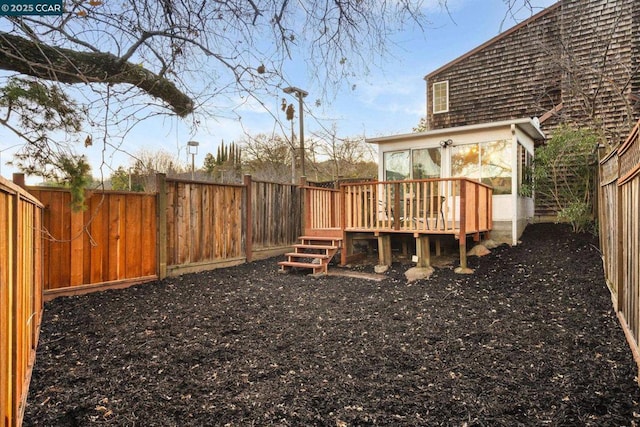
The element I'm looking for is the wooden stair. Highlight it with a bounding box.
[278,236,342,274]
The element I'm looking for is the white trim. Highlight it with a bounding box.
[367,118,545,145]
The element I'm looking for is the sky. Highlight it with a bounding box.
[0,0,558,182]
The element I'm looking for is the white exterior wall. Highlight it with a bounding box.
[370,119,542,245]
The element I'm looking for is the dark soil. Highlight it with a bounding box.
[25,223,640,426]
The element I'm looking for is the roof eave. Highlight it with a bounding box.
[366,118,546,145]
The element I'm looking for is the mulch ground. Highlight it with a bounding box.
[25,223,640,426]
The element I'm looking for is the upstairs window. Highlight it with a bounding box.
[432,80,449,114]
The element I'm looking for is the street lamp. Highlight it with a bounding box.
[283,86,308,177]
[187,140,199,180]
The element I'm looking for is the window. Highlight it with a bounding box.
[432,81,449,114]
[518,143,533,196]
[451,140,512,194]
[384,150,410,181]
[412,148,441,179]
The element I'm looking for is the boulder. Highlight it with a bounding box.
[404,266,434,282]
[374,264,389,274]
[467,244,491,257]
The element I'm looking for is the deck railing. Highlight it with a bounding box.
[304,178,492,237]
[303,185,342,236]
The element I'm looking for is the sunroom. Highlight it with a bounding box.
[366,118,544,245]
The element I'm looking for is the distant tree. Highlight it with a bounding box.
[241,134,293,182]
[413,117,428,133]
[204,141,243,182]
[203,153,217,175]
[110,166,145,192]
[310,125,377,181]
[109,148,184,191]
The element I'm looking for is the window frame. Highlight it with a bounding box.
[432,80,449,114]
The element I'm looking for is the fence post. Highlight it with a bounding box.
[615,180,624,312]
[244,175,253,263]
[156,173,167,280]
[12,173,25,188]
[340,183,347,265]
[10,179,20,425]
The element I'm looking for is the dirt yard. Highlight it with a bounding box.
[25,223,640,426]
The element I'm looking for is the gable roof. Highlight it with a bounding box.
[424,1,562,81]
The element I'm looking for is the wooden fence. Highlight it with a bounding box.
[249,179,301,251]
[1,176,43,427]
[28,187,157,299]
[599,119,640,376]
[164,178,245,275]
[24,174,301,298]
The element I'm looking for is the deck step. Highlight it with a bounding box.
[285,252,329,259]
[279,235,343,275]
[299,236,342,242]
[278,261,323,270]
[293,244,338,251]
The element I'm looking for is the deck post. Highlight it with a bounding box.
[377,234,392,266]
[456,181,471,273]
[417,234,431,268]
[340,184,348,265]
[300,176,308,236]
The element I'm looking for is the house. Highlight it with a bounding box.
[422,0,640,218]
[369,0,640,225]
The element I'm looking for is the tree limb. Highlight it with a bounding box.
[0,31,194,116]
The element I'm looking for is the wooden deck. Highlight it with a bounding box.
[301,178,493,270]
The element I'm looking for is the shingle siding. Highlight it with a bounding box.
[424,0,639,218]
[559,0,638,142]
[426,0,639,144]
[427,5,562,130]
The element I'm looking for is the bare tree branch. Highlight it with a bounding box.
[0,31,194,116]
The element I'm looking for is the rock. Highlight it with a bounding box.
[467,244,491,257]
[374,264,389,274]
[454,266,475,274]
[480,239,501,249]
[404,266,434,282]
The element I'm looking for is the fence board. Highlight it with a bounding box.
[1,177,43,427]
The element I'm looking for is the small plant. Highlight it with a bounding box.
[532,124,600,233]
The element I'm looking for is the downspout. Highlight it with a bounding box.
[510,124,518,245]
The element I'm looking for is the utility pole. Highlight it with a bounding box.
[283,86,308,177]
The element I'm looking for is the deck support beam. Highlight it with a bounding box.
[377,234,392,266]
[416,235,431,268]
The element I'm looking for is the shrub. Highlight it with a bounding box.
[532,125,600,233]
